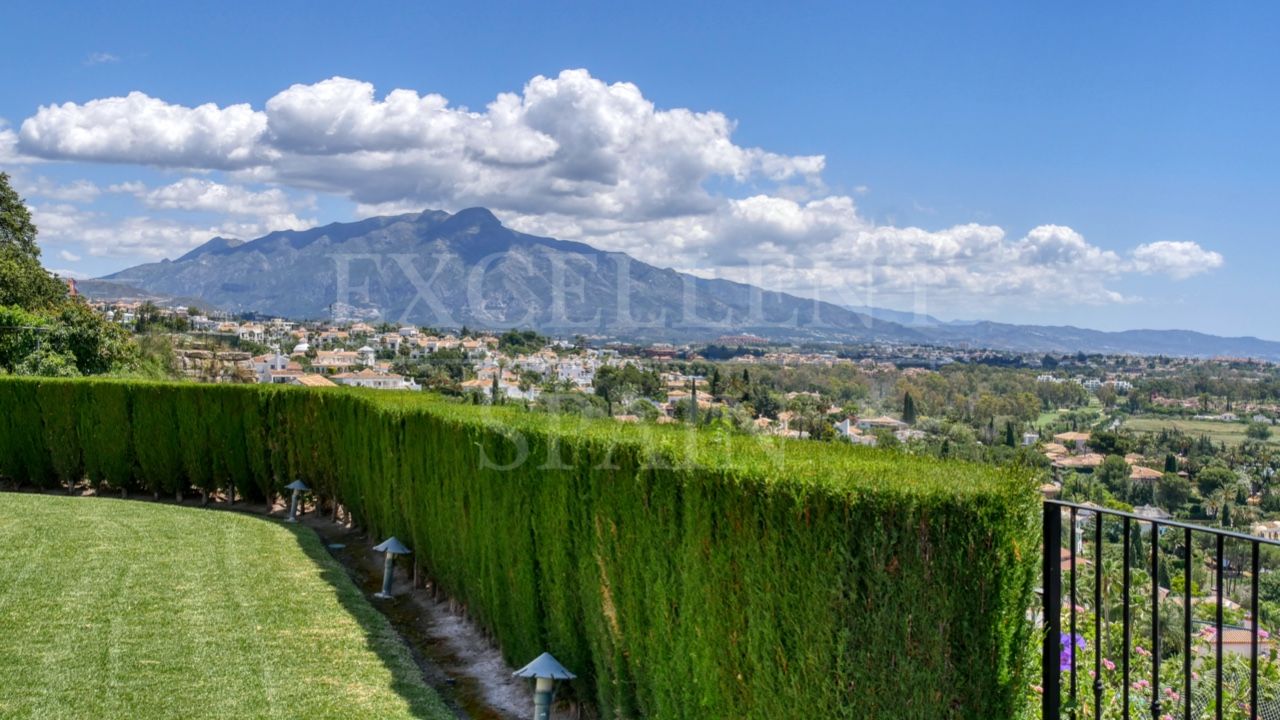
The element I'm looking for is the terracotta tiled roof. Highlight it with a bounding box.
[294,374,336,388]
[1129,465,1163,481]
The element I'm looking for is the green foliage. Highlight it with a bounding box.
[0,377,1040,719]
[1197,465,1238,498]
[1155,472,1193,514]
[0,172,68,310]
[0,173,139,376]
[497,328,547,354]
[593,364,663,410]
[1089,430,1131,456]
[1247,422,1273,441]
[0,245,69,309]
[1095,455,1132,499]
[79,381,132,490]
[0,172,39,257]
[132,383,184,495]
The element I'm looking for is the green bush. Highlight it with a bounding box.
[132,383,184,496]
[0,377,1039,719]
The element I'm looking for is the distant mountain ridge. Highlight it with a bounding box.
[94,208,1280,360]
[102,208,916,343]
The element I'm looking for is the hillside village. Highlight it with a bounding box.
[81,303,1280,547]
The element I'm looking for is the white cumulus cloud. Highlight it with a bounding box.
[19,92,270,169]
[1130,240,1224,280]
[12,69,1225,312]
[16,176,101,203]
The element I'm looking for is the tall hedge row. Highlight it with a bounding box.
[0,377,1039,719]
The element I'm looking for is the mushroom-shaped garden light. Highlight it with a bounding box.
[372,537,411,599]
[513,652,575,720]
[284,480,309,523]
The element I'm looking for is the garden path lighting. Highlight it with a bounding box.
[372,537,411,599]
[513,652,575,720]
[284,480,309,523]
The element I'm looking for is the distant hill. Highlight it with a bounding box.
[102,208,917,342]
[844,305,948,328]
[96,208,1280,359]
[919,321,1280,359]
[74,278,216,311]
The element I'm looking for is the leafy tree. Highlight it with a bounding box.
[1096,385,1117,409]
[1155,473,1193,514]
[1263,489,1280,514]
[1163,453,1179,474]
[1260,568,1280,606]
[1089,430,1131,456]
[497,328,547,355]
[0,173,66,310]
[1003,421,1016,448]
[1247,422,1273,441]
[0,245,68,310]
[0,172,40,257]
[0,173,134,376]
[594,365,663,414]
[1096,455,1131,499]
[15,346,80,376]
[873,428,900,449]
[902,391,917,425]
[1196,465,1238,498]
[745,384,780,419]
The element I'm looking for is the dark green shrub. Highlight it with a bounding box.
[36,379,82,488]
[0,379,53,486]
[79,381,132,491]
[132,383,184,496]
[0,377,1038,720]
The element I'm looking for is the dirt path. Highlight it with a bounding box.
[301,516,531,720]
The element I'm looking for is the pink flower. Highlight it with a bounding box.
[1103,658,1116,671]
[1135,646,1152,657]
[1261,629,1271,640]
[1165,688,1180,702]
[1031,684,1043,694]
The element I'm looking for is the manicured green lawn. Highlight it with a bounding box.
[0,494,452,719]
[1125,416,1280,446]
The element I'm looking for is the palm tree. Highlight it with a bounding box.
[1203,487,1232,524]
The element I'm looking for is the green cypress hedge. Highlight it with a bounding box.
[0,377,1039,719]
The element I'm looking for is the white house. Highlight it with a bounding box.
[252,348,291,384]
[833,418,877,446]
[237,323,266,344]
[331,369,419,391]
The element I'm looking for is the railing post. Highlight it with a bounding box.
[1151,521,1162,719]
[1043,502,1062,720]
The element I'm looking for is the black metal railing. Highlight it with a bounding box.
[1043,500,1278,720]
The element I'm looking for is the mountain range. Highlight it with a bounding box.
[90,208,1280,360]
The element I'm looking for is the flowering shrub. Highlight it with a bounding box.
[1040,544,1280,719]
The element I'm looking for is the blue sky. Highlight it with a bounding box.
[2,2,1276,338]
